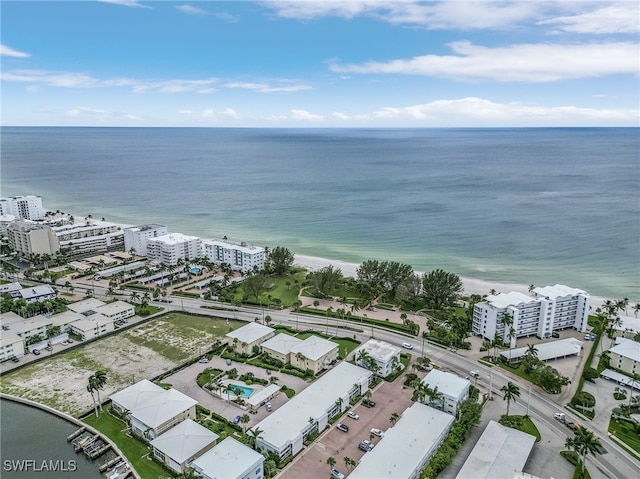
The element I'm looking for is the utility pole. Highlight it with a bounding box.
[527,385,532,416]
[488,370,493,400]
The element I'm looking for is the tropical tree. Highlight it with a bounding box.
[421,269,463,310]
[267,246,295,276]
[308,265,343,298]
[87,377,99,417]
[501,381,520,416]
[243,273,270,301]
[327,456,336,472]
[572,427,603,475]
[389,412,400,425]
[92,370,108,411]
[240,413,251,433]
[247,427,264,449]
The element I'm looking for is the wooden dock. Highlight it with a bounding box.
[66,427,85,442]
[99,456,122,473]
[88,443,112,460]
[74,434,98,452]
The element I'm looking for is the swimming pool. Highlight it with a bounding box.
[190,267,201,274]
[227,383,255,398]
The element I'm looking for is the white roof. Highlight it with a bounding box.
[70,315,112,331]
[533,284,587,299]
[455,420,536,479]
[350,403,454,479]
[226,322,274,344]
[501,338,583,361]
[421,369,470,400]
[289,335,338,361]
[260,334,303,355]
[0,282,22,293]
[97,301,134,315]
[49,310,82,328]
[613,315,640,334]
[67,298,106,313]
[191,437,263,479]
[19,285,55,300]
[245,384,281,408]
[609,339,640,362]
[8,315,52,335]
[0,311,24,328]
[0,329,23,347]
[600,369,640,391]
[149,233,200,245]
[132,388,198,429]
[110,379,165,411]
[356,339,401,362]
[149,418,218,464]
[254,362,372,451]
[485,291,536,309]
[203,239,265,254]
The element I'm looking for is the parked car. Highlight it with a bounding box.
[266,403,272,412]
[10,356,19,363]
[336,423,349,433]
[45,345,53,351]
[402,342,413,349]
[331,469,345,479]
[362,398,376,408]
[32,349,41,355]
[61,340,69,346]
[198,356,209,363]
[359,440,374,452]
[347,411,359,420]
[67,339,74,344]
[371,428,384,437]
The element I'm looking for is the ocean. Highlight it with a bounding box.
[1,127,638,300]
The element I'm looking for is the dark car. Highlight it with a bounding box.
[362,398,376,408]
[32,349,41,355]
[10,356,19,363]
[336,423,349,433]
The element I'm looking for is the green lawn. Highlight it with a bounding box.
[230,270,307,308]
[83,410,168,479]
[560,450,592,479]
[498,415,541,442]
[609,417,640,454]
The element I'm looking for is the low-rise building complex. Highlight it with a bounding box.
[419,369,470,415]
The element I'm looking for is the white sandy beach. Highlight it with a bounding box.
[293,253,610,308]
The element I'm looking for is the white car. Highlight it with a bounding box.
[371,428,384,437]
[402,342,413,349]
[347,411,359,420]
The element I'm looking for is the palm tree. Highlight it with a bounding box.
[389,412,400,425]
[501,381,520,416]
[240,413,251,433]
[525,343,539,360]
[573,427,603,475]
[247,427,264,449]
[327,456,336,472]
[87,377,99,417]
[92,370,108,411]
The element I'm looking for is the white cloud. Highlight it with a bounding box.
[224,81,312,93]
[260,1,542,30]
[329,41,639,82]
[539,2,639,34]
[370,97,638,125]
[66,106,142,122]
[222,108,240,119]
[177,108,239,122]
[98,0,151,8]
[332,111,350,120]
[291,109,324,121]
[176,4,210,16]
[1,44,30,58]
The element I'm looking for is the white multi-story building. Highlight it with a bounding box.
[472,284,589,345]
[123,224,169,257]
[7,219,60,256]
[202,239,265,273]
[0,196,45,220]
[354,339,402,378]
[0,329,26,361]
[52,220,124,256]
[420,369,470,415]
[253,362,372,460]
[146,233,201,265]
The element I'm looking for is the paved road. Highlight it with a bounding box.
[69,279,640,479]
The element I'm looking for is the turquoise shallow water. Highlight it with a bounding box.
[1,127,638,299]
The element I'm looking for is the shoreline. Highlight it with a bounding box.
[293,254,610,309]
[59,213,611,308]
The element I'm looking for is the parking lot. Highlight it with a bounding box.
[281,379,416,479]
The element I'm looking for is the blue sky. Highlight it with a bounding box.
[1,0,638,127]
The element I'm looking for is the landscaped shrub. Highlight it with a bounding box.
[196,405,211,416]
[571,391,596,408]
[582,367,599,382]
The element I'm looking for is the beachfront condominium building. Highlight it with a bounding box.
[202,239,265,273]
[146,233,202,265]
[608,338,640,376]
[6,219,60,256]
[354,339,402,378]
[52,220,124,256]
[349,403,454,479]
[0,196,45,221]
[472,284,589,346]
[123,224,169,257]
[253,362,372,461]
